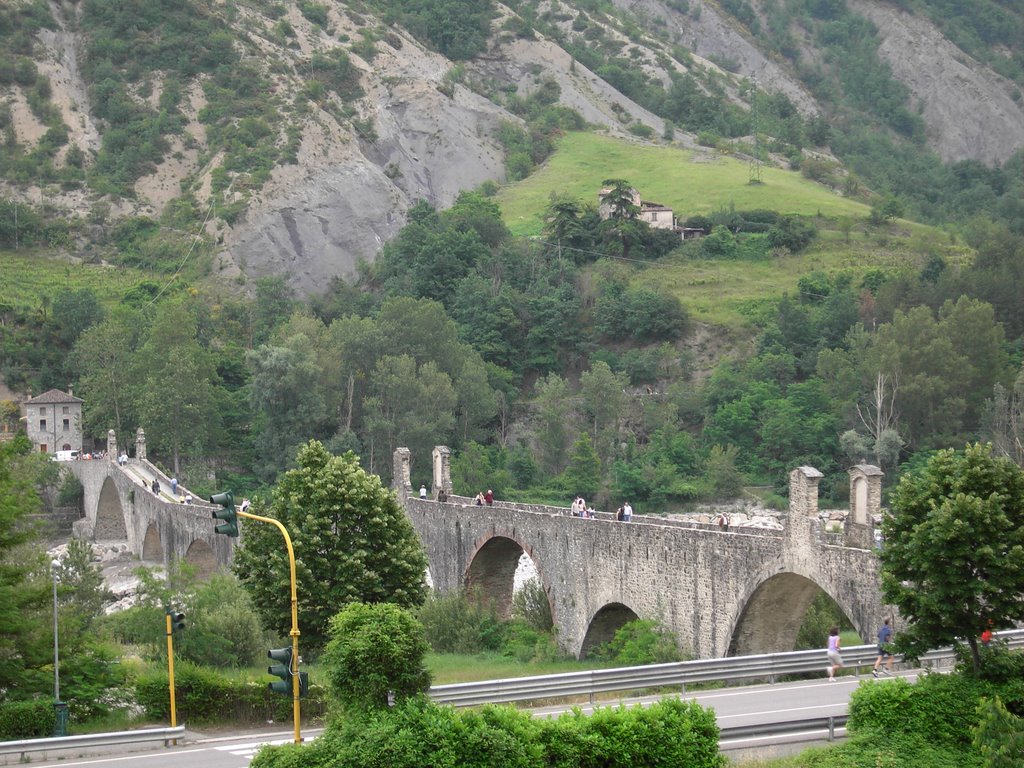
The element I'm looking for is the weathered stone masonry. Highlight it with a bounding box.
[397,448,893,659]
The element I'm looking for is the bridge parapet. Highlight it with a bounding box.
[401,447,893,660]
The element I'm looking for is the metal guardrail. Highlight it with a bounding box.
[0,726,185,759]
[429,630,1024,708]
[720,715,847,743]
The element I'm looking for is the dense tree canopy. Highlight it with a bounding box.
[881,443,1024,673]
[233,441,428,652]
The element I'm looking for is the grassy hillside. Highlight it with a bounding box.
[0,250,150,311]
[497,132,960,329]
[497,132,870,237]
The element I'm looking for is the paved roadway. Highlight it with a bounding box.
[12,670,916,768]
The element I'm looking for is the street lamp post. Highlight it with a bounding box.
[51,559,68,737]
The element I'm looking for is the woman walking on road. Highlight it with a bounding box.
[827,626,844,681]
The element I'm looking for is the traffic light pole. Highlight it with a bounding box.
[164,613,177,740]
[237,509,302,745]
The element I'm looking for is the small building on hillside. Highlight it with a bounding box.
[24,388,83,455]
[598,187,677,231]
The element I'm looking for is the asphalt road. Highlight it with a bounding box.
[12,670,917,768]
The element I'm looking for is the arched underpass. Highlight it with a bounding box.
[464,536,527,618]
[184,540,218,580]
[579,602,641,658]
[729,572,846,656]
[142,524,164,564]
[94,476,127,541]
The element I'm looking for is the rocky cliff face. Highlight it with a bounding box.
[849,0,1024,165]
[4,1,1023,296]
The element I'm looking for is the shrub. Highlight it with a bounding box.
[251,697,724,768]
[0,699,53,740]
[418,590,504,654]
[849,673,991,749]
[511,578,553,632]
[321,603,431,712]
[593,619,684,665]
[135,662,328,725]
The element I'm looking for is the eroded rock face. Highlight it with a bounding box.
[224,84,516,294]
[850,0,1024,165]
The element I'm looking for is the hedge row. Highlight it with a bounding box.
[251,696,724,768]
[135,663,327,725]
[0,699,55,740]
[849,671,1024,749]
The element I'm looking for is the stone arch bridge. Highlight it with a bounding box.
[60,427,890,661]
[396,447,890,659]
[65,429,233,578]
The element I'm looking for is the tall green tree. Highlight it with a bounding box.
[363,355,456,479]
[0,435,50,699]
[248,333,328,482]
[533,373,572,474]
[233,441,428,652]
[882,443,1024,673]
[71,309,143,441]
[134,302,220,476]
[579,360,629,466]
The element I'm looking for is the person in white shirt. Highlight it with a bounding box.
[622,501,633,522]
[419,484,427,499]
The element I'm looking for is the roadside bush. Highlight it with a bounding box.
[418,589,504,654]
[0,699,53,739]
[790,730,978,768]
[135,662,328,725]
[849,673,991,750]
[251,697,724,768]
[592,619,684,666]
[511,577,553,632]
[321,603,431,712]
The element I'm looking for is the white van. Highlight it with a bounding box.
[53,450,80,462]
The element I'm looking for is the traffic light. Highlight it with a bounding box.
[268,647,293,695]
[168,609,186,632]
[211,491,237,537]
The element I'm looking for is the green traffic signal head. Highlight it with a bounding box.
[211,491,234,508]
[170,611,186,632]
[267,646,293,696]
[210,491,238,537]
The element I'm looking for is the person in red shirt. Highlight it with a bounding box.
[484,489,494,506]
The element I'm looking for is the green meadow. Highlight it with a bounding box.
[0,250,150,311]
[497,132,871,238]
[495,132,956,328]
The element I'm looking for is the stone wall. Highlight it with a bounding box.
[400,448,892,659]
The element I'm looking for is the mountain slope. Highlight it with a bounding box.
[1,0,1022,296]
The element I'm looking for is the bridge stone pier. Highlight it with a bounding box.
[396,447,892,659]
[66,430,234,577]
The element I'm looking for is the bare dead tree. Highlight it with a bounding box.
[857,372,899,442]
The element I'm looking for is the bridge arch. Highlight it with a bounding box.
[580,602,641,658]
[727,572,851,656]
[94,476,127,540]
[464,535,551,621]
[142,524,164,564]
[184,540,218,579]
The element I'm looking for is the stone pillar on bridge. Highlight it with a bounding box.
[787,465,823,548]
[845,464,883,549]
[107,429,117,462]
[393,447,412,499]
[135,428,146,462]
[431,446,452,499]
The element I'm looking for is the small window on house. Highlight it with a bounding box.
[63,419,70,431]
[62,406,69,414]
[40,419,47,431]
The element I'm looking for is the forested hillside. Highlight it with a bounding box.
[2,0,1024,507]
